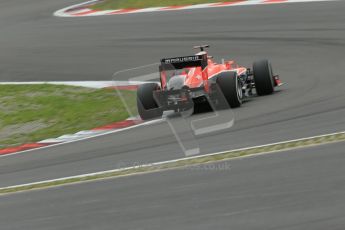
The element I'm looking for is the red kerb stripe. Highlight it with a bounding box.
[161,5,191,10]
[108,8,139,14]
[0,143,51,155]
[72,9,99,16]
[212,0,247,6]
[92,120,142,131]
[263,0,288,3]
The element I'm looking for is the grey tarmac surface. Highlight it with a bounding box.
[1,141,345,230]
[1,1,345,229]
[0,0,345,229]
[1,0,345,188]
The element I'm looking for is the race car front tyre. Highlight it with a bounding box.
[216,71,242,108]
[137,83,163,120]
[253,60,274,96]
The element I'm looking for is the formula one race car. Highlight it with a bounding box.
[137,45,282,120]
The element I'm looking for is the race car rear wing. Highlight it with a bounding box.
[159,53,210,91]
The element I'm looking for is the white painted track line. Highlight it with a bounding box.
[2,131,344,190]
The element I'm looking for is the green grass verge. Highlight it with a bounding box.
[90,0,234,10]
[0,85,136,148]
[1,132,344,195]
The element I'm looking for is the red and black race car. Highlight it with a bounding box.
[137,45,282,120]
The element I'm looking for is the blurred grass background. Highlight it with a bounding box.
[0,85,136,148]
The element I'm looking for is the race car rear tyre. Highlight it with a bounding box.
[253,60,274,96]
[216,71,242,108]
[137,83,163,120]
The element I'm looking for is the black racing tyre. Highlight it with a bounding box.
[137,83,163,120]
[253,59,274,96]
[216,71,242,108]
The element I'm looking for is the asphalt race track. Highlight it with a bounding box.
[1,0,345,229]
[1,142,345,229]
